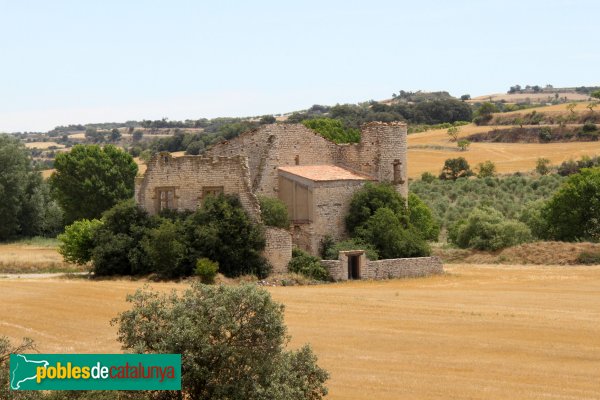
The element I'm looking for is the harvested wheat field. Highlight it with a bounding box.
[0,241,81,274]
[2,265,600,399]
[407,122,600,178]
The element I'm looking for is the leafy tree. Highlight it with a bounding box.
[345,183,408,235]
[592,90,600,100]
[421,171,436,183]
[0,135,61,240]
[450,207,532,250]
[460,94,471,101]
[302,118,360,144]
[260,115,277,124]
[566,102,577,114]
[543,167,600,241]
[587,102,599,113]
[110,128,121,142]
[259,196,289,228]
[476,160,496,178]
[536,158,551,175]
[287,248,329,281]
[132,130,144,142]
[439,157,473,180]
[91,200,156,276]
[447,126,459,142]
[185,194,269,278]
[58,219,103,265]
[195,258,219,284]
[408,193,440,241]
[114,283,329,400]
[354,208,430,258]
[457,139,471,151]
[185,140,205,155]
[473,102,498,125]
[50,145,138,223]
[141,219,189,278]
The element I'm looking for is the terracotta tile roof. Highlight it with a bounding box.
[278,165,373,182]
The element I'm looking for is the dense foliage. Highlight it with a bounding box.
[449,207,532,250]
[302,118,361,143]
[542,168,600,241]
[72,195,269,279]
[345,183,433,258]
[258,195,290,228]
[287,248,330,281]
[410,174,564,234]
[50,144,138,223]
[115,284,329,400]
[439,157,473,180]
[322,238,379,261]
[0,135,64,240]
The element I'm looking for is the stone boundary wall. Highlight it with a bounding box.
[323,256,443,281]
[263,227,293,274]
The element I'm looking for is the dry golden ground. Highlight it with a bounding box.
[2,265,600,399]
[470,92,592,103]
[407,121,600,177]
[0,242,81,274]
[24,142,65,149]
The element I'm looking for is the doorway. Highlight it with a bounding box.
[348,255,360,280]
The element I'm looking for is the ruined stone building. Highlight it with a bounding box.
[134,121,438,278]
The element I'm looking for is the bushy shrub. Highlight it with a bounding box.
[450,207,532,250]
[518,200,550,240]
[114,283,329,399]
[408,193,440,241]
[186,194,270,278]
[58,219,103,265]
[322,238,379,261]
[355,208,430,258]
[543,167,600,241]
[259,195,289,228]
[476,160,496,178]
[141,219,189,278]
[421,171,436,183]
[345,183,408,235]
[302,118,360,144]
[195,258,219,283]
[288,248,330,281]
[576,251,600,265]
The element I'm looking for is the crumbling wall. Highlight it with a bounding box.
[323,256,443,281]
[135,152,260,219]
[263,227,293,274]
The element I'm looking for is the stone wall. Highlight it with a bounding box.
[135,152,260,219]
[324,256,443,281]
[263,227,293,274]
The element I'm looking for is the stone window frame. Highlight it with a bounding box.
[202,186,224,199]
[155,186,179,213]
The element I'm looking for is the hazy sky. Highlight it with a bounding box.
[1,0,598,132]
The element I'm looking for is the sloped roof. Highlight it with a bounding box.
[278,165,374,182]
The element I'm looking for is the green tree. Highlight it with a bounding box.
[132,130,144,142]
[535,158,551,175]
[473,102,498,125]
[439,157,473,180]
[259,195,289,228]
[543,167,600,241]
[114,283,329,400]
[447,126,459,142]
[0,135,61,240]
[354,208,430,258]
[195,258,219,283]
[140,219,189,278]
[476,160,496,178]
[50,144,138,223]
[457,139,471,151]
[451,207,532,250]
[345,183,408,235]
[591,90,600,100]
[110,128,121,142]
[58,219,103,265]
[185,194,269,278]
[408,193,440,241]
[302,118,361,144]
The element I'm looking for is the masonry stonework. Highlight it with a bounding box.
[323,256,444,281]
[263,227,293,274]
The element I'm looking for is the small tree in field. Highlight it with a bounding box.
[439,157,473,180]
[566,102,577,115]
[457,139,471,151]
[587,102,598,113]
[58,219,103,265]
[476,160,496,178]
[447,126,460,142]
[114,283,329,400]
[535,158,551,175]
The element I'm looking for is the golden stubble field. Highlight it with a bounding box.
[407,122,600,178]
[1,265,600,399]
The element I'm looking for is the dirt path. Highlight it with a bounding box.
[1,265,599,399]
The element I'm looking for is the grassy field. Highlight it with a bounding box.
[407,120,600,178]
[2,265,600,399]
[0,239,82,274]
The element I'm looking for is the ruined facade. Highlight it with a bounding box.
[135,122,410,272]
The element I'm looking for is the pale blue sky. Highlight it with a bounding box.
[1,0,598,132]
